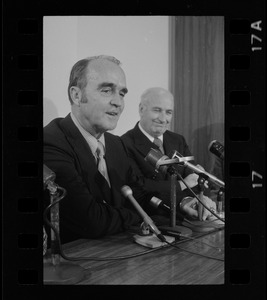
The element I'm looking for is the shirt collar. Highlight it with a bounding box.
[138,122,163,143]
[71,112,106,156]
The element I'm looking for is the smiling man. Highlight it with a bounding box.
[44,55,150,243]
[121,87,215,218]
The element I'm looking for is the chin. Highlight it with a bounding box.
[106,122,118,132]
[154,130,165,136]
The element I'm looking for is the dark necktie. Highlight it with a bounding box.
[153,137,165,154]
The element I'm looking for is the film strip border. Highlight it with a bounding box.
[225,15,265,290]
[3,13,43,290]
[2,2,265,298]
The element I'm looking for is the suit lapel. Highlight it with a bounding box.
[132,123,159,157]
[162,132,176,157]
[133,125,185,179]
[104,133,123,206]
[60,114,112,203]
[60,114,97,174]
[131,123,166,180]
[163,131,188,177]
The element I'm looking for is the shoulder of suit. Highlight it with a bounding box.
[44,117,64,134]
[120,128,135,141]
[44,115,79,146]
[105,132,129,154]
[121,122,138,138]
[105,131,122,144]
[164,130,185,140]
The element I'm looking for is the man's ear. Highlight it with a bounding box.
[139,103,145,116]
[69,86,82,105]
[139,103,143,114]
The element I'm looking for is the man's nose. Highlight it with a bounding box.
[158,112,168,123]
[110,93,123,107]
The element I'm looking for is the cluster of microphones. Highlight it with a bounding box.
[43,140,224,244]
[122,140,224,242]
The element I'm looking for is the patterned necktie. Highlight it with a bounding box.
[96,140,110,187]
[153,137,165,154]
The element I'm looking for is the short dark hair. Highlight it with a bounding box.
[67,55,121,104]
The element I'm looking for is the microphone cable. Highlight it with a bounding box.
[43,187,224,262]
[160,228,224,262]
[149,149,225,223]
[164,239,224,262]
[177,172,225,223]
[43,191,171,261]
[178,233,223,251]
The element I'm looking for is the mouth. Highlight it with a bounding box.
[154,122,165,127]
[106,111,119,117]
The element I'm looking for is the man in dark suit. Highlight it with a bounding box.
[121,87,216,220]
[44,55,151,243]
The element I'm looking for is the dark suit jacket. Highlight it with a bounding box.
[121,123,198,211]
[44,114,148,243]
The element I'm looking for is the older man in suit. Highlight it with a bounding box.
[121,87,215,219]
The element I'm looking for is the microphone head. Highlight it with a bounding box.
[145,148,169,175]
[43,164,56,189]
[149,196,162,209]
[121,185,133,198]
[208,140,224,160]
[169,150,183,159]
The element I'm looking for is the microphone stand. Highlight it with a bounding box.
[197,174,207,221]
[43,183,85,285]
[170,168,177,227]
[145,149,224,233]
[158,166,192,238]
[180,173,225,231]
[158,163,222,233]
[216,187,225,219]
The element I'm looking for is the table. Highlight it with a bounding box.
[46,226,224,285]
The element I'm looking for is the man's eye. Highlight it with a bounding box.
[101,88,112,94]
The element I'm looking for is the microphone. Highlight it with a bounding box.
[145,148,224,188]
[43,165,85,284]
[43,164,58,191]
[144,148,170,175]
[208,140,224,160]
[121,186,166,242]
[145,148,194,175]
[170,150,225,188]
[150,196,171,213]
[150,197,185,222]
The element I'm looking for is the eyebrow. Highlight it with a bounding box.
[152,106,173,112]
[98,82,128,94]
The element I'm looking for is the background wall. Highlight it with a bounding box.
[43,16,170,136]
[171,16,224,174]
[44,16,224,173]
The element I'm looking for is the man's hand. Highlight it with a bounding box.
[179,173,199,190]
[179,170,209,190]
[195,164,209,188]
[180,195,216,221]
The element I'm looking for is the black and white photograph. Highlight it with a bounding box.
[43,16,225,285]
[2,0,265,298]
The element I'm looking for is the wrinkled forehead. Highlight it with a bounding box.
[86,59,126,86]
[146,92,174,109]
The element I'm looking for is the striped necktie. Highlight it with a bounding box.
[153,137,165,154]
[96,140,110,187]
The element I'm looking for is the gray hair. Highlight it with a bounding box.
[140,87,173,107]
[68,55,121,104]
